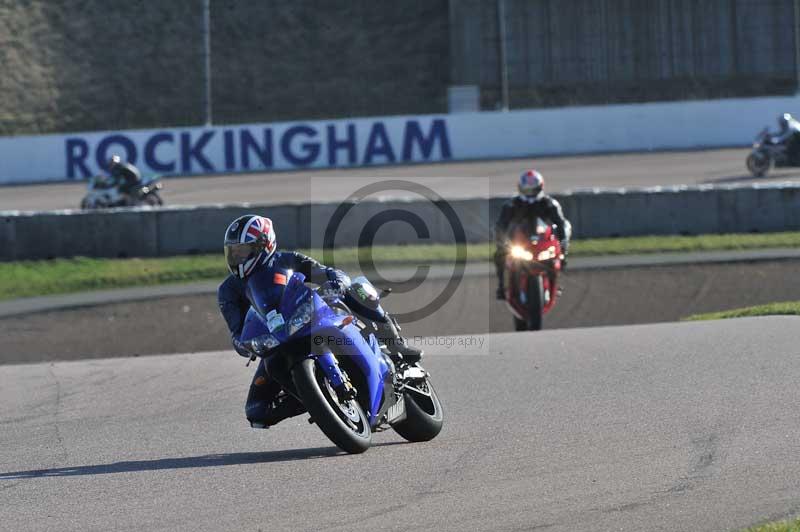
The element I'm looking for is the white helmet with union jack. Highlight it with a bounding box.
[224,215,277,278]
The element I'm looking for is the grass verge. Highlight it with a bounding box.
[684,301,800,321]
[743,517,800,532]
[567,231,800,256]
[2,231,800,301]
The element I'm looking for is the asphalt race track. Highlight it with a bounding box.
[4,148,800,211]
[3,146,800,530]
[2,317,798,532]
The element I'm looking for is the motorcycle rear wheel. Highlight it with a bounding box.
[292,358,371,454]
[391,377,443,442]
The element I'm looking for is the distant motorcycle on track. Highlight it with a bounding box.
[240,269,444,454]
[746,127,794,178]
[79,174,164,209]
[501,218,564,331]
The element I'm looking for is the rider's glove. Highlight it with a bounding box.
[232,337,253,358]
[326,268,349,285]
[320,280,345,300]
[321,268,350,298]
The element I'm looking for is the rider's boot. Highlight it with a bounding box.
[496,272,506,300]
[494,248,506,300]
[248,393,305,429]
[496,283,505,300]
[375,317,422,364]
[245,368,304,428]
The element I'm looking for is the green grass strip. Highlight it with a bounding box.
[3,231,800,301]
[684,301,800,321]
[569,231,800,256]
[743,517,800,532]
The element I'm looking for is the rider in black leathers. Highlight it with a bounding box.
[107,155,142,198]
[218,215,421,428]
[494,169,572,299]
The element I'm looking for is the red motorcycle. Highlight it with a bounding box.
[502,219,564,331]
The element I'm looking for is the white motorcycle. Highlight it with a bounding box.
[80,175,164,209]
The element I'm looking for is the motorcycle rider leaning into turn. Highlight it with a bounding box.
[218,214,423,429]
[494,169,572,300]
[94,154,143,204]
[108,155,142,195]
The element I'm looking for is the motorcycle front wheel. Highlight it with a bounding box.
[746,152,772,177]
[511,271,543,331]
[292,358,372,454]
[526,275,544,331]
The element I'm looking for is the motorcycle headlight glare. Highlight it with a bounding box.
[287,300,315,335]
[510,245,534,261]
[250,334,280,355]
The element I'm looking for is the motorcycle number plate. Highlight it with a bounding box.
[265,310,285,333]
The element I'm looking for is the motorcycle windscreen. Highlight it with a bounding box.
[245,266,295,319]
[240,307,270,343]
[277,273,313,319]
[514,218,549,236]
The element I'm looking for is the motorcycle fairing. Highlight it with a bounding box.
[504,218,562,320]
[240,270,391,426]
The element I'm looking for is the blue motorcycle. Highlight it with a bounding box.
[240,266,444,454]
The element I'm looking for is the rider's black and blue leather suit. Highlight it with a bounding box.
[218,251,347,426]
[218,251,338,348]
[217,250,416,427]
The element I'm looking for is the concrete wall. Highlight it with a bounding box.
[211,1,449,125]
[451,0,797,110]
[3,183,800,261]
[0,0,206,136]
[3,0,791,136]
[0,0,448,137]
